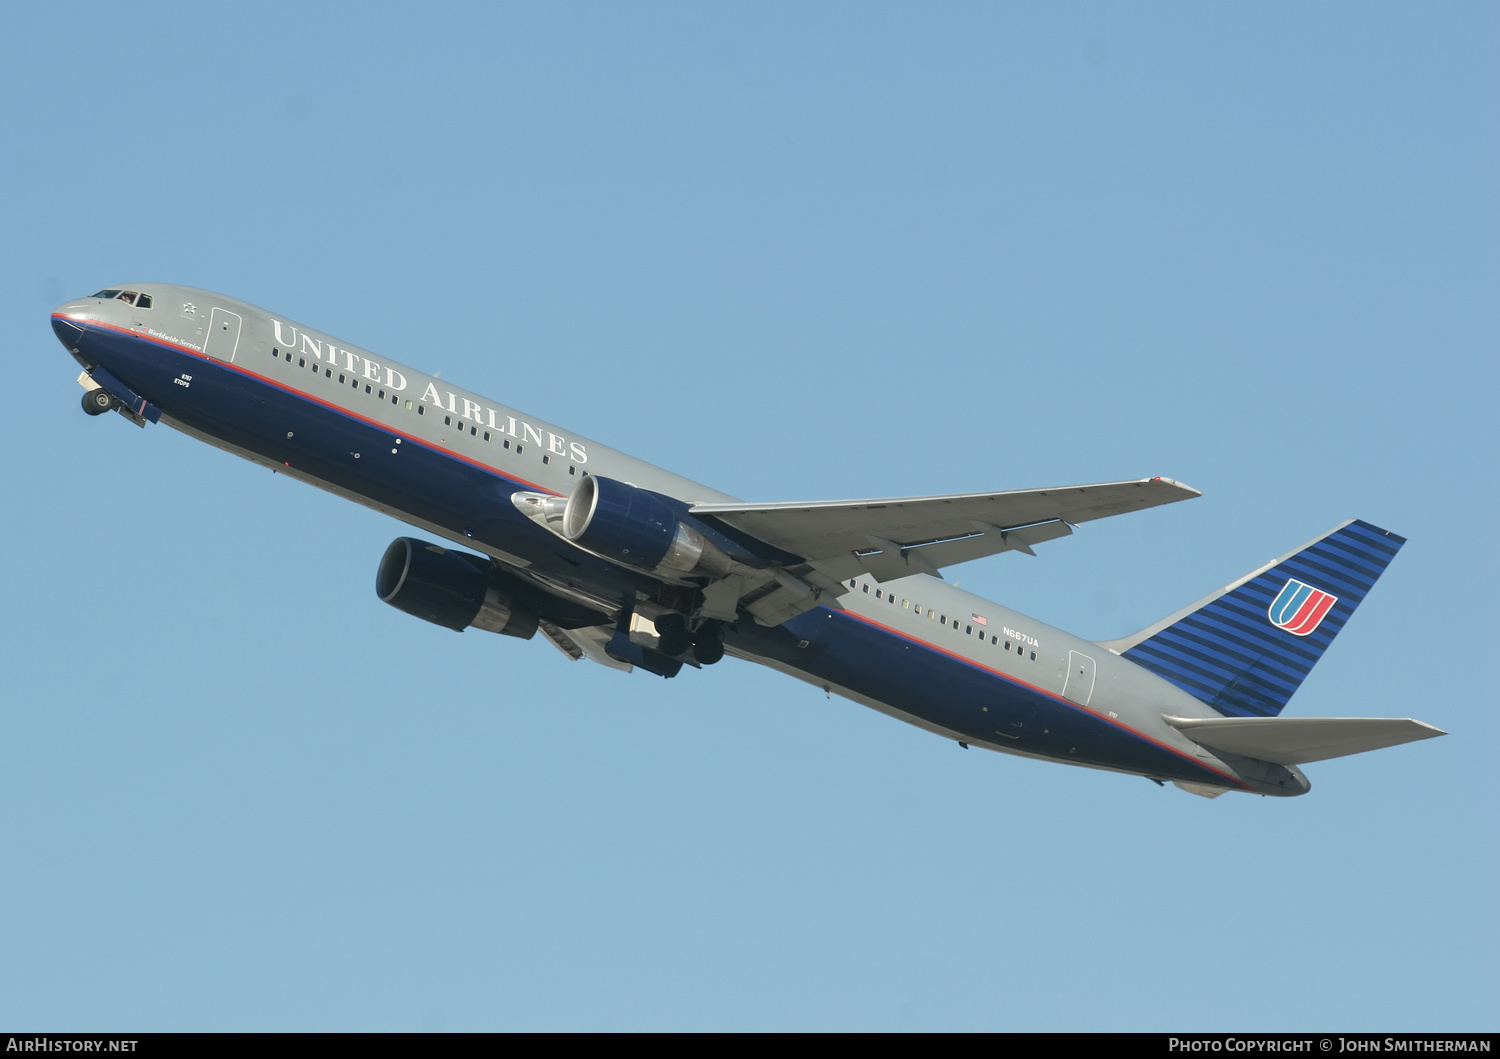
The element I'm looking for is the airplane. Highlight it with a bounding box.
[51,284,1445,799]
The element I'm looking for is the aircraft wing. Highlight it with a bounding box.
[691,477,1200,584]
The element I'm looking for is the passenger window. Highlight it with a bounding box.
[472,427,478,437]
[1029,651,1036,660]
[965,626,972,634]
[503,440,510,449]
[875,590,882,600]
[902,599,909,608]
[483,432,490,441]
[569,466,577,475]
[299,358,305,367]
[444,416,452,425]
[418,405,424,415]
[516,445,524,455]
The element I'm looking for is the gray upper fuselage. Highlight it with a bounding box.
[54,283,1287,794]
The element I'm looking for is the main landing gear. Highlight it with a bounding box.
[81,388,115,416]
[654,613,726,666]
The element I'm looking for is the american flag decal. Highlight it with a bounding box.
[971,614,988,627]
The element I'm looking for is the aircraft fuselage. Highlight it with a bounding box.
[52,284,1313,797]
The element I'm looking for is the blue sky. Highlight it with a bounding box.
[1,2,1494,1030]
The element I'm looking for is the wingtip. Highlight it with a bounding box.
[1147,476,1203,498]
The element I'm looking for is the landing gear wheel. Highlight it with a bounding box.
[82,388,114,416]
[654,612,691,657]
[691,633,725,666]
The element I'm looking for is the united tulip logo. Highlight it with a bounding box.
[1268,579,1339,636]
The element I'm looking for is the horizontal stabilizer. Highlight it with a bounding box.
[691,478,1199,580]
[1163,715,1446,765]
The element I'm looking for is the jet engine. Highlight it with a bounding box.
[557,475,734,582]
[376,537,538,639]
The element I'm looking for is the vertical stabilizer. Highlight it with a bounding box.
[1103,520,1404,717]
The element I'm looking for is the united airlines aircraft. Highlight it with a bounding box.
[52,285,1444,798]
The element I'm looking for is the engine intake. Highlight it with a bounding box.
[376,537,538,639]
[560,475,732,581]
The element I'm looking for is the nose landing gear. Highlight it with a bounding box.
[82,388,115,416]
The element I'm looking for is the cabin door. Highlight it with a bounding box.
[204,307,242,362]
[1063,650,1097,706]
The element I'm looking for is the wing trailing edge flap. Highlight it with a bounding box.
[736,566,850,626]
[1162,715,1446,765]
[691,478,1198,585]
[845,518,1074,583]
[538,620,633,672]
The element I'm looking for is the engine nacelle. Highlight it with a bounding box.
[560,475,732,581]
[375,537,538,639]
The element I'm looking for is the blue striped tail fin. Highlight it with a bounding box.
[1104,520,1405,717]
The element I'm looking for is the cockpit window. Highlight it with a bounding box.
[87,289,149,306]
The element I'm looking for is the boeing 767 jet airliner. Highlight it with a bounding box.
[52,284,1444,798]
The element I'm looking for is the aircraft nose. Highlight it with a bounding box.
[51,304,89,351]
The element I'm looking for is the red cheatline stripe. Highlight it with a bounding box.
[67,316,1251,791]
[64,316,559,497]
[835,608,1251,790]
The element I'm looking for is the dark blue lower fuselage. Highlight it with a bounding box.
[63,317,1237,788]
